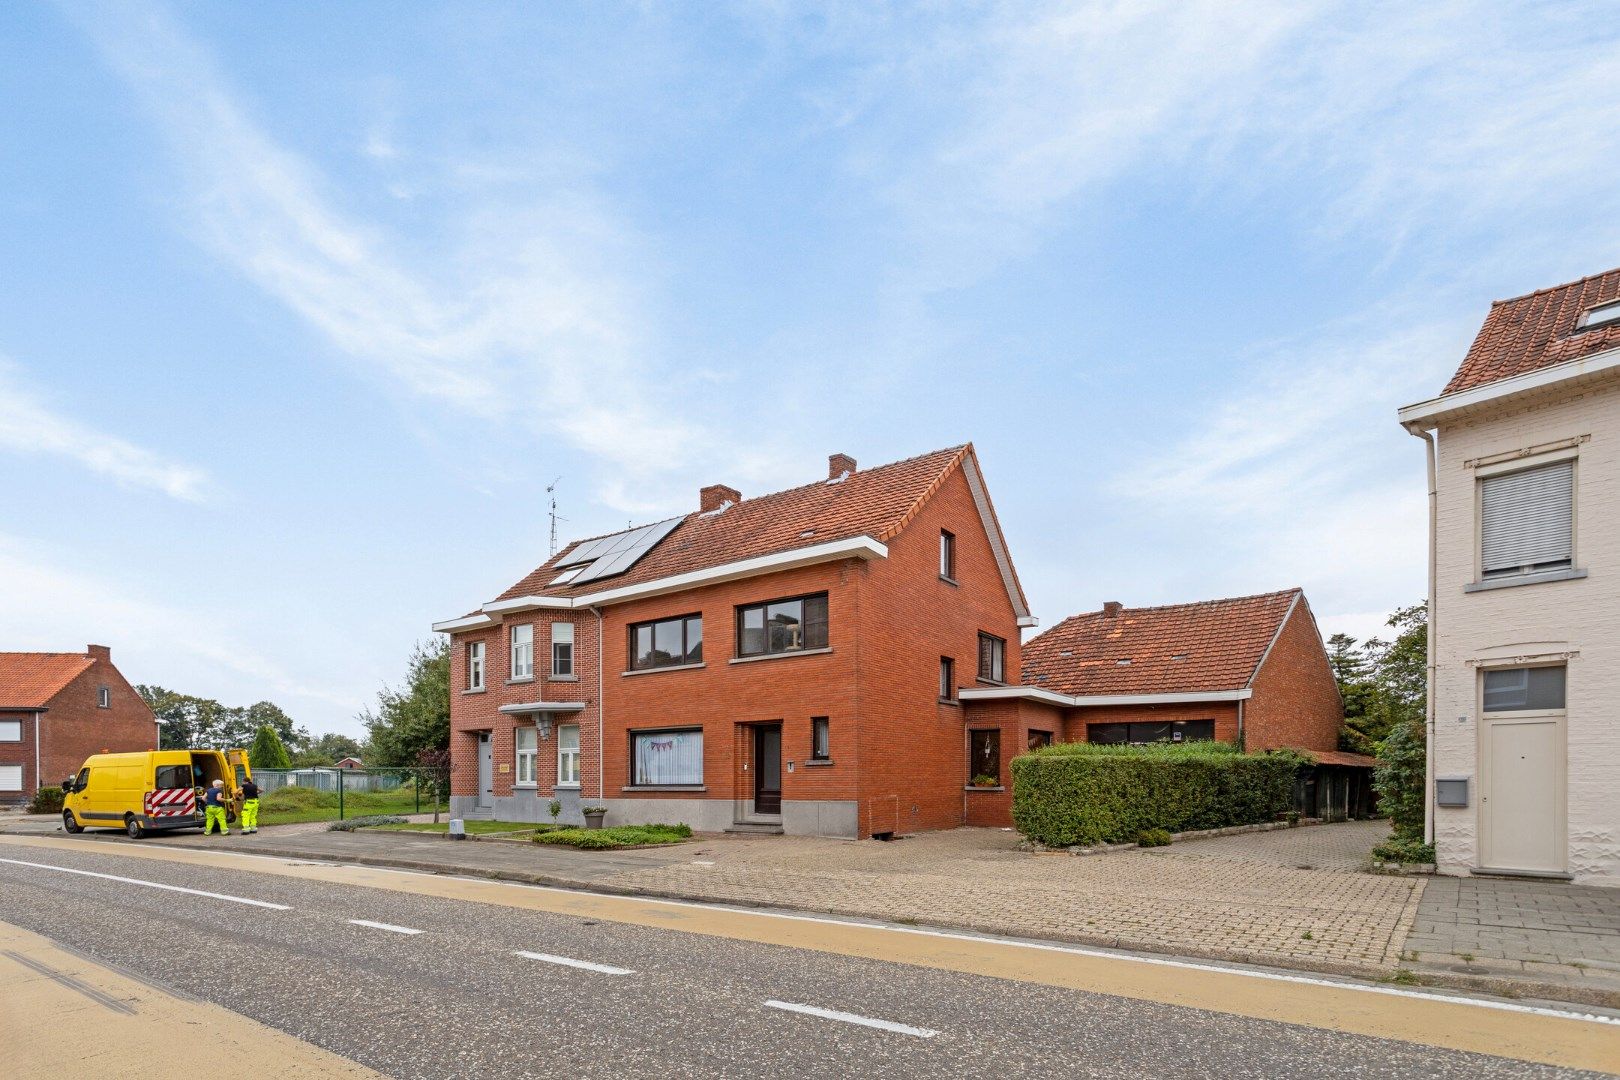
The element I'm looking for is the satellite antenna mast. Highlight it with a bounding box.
[545,478,564,556]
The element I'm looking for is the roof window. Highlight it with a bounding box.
[1115,658,1132,666]
[1576,298,1620,331]
[1170,653,1190,661]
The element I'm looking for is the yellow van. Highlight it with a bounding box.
[61,748,251,839]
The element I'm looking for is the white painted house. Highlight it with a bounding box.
[1400,268,1620,886]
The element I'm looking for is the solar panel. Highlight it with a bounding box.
[556,517,682,587]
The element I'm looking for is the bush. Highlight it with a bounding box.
[328,815,407,831]
[1137,828,1173,847]
[29,786,65,814]
[1374,717,1426,843]
[532,824,691,850]
[1372,836,1435,864]
[1010,742,1305,847]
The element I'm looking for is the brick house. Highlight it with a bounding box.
[0,645,159,803]
[435,445,1035,836]
[956,590,1362,826]
[1399,267,1620,884]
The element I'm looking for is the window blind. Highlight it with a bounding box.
[1480,460,1573,576]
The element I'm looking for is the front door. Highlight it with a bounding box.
[1481,715,1564,873]
[477,733,494,810]
[753,724,781,815]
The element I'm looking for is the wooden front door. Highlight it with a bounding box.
[753,724,782,815]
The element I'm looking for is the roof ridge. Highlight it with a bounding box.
[875,444,970,543]
[1053,587,1301,623]
[0,651,92,659]
[1491,266,1620,307]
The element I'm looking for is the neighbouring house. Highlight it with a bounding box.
[333,756,363,769]
[435,445,1035,835]
[1399,267,1620,885]
[0,645,159,804]
[956,590,1366,826]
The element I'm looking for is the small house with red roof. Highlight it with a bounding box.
[0,645,158,803]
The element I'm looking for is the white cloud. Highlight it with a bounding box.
[0,358,208,501]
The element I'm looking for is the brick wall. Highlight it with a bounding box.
[37,648,157,796]
[0,710,42,803]
[1242,601,1343,751]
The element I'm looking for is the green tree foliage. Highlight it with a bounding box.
[362,640,450,767]
[292,732,367,768]
[1333,604,1427,754]
[1373,716,1427,843]
[138,686,309,753]
[248,724,292,771]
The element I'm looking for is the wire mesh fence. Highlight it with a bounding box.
[251,766,450,823]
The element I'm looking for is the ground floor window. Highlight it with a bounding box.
[811,716,830,760]
[0,764,21,791]
[969,729,1000,784]
[1088,719,1214,745]
[557,724,580,786]
[632,728,703,786]
[1027,730,1052,751]
[515,726,537,785]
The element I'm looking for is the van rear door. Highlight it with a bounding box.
[226,749,251,786]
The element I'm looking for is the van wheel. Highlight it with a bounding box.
[124,815,145,840]
[62,810,83,834]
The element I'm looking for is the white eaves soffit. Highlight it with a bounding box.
[1398,345,1620,429]
[957,686,1254,707]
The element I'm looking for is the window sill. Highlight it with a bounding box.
[506,676,535,685]
[548,674,580,682]
[938,698,960,708]
[729,647,833,666]
[554,783,581,790]
[462,687,487,695]
[975,678,1007,688]
[622,662,706,677]
[514,783,538,790]
[964,785,1005,793]
[939,575,958,587]
[1465,568,1587,593]
[802,759,834,767]
[621,785,707,792]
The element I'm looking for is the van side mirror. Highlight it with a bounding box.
[62,778,76,793]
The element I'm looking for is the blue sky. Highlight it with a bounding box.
[4,2,1619,738]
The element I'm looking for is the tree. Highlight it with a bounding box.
[1332,604,1427,754]
[292,732,367,768]
[248,725,292,771]
[362,640,450,767]
[138,685,310,754]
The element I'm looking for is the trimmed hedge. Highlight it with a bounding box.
[1010,742,1306,847]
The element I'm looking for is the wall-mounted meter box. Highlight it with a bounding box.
[1435,776,1470,808]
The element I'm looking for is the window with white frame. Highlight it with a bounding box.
[1480,460,1575,579]
[551,622,575,677]
[557,724,580,786]
[467,641,485,690]
[0,720,21,741]
[510,624,534,680]
[514,726,537,785]
[631,728,702,786]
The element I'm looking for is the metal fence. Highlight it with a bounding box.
[252,766,450,821]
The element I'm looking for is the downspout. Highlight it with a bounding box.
[35,710,42,793]
[1405,422,1439,847]
[591,606,605,803]
[1236,699,1246,753]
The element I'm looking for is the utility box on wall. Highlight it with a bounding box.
[1435,776,1470,808]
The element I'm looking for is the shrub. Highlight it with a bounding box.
[970,774,998,787]
[1372,837,1435,864]
[1010,742,1305,847]
[1374,717,1426,843]
[29,786,65,814]
[532,824,690,850]
[1137,827,1173,847]
[329,814,407,831]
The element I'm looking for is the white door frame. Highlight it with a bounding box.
[1478,684,1567,875]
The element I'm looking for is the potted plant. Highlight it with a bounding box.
[970,774,999,788]
[581,806,609,830]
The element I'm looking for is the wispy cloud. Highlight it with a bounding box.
[0,358,208,501]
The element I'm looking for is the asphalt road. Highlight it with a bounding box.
[0,840,1608,1079]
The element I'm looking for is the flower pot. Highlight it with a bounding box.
[583,813,606,830]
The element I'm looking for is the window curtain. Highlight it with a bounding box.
[634,730,703,785]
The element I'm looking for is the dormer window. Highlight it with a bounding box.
[1576,298,1620,330]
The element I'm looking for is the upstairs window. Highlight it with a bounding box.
[1480,460,1574,579]
[939,656,956,701]
[630,614,703,670]
[940,530,956,580]
[97,686,110,708]
[737,594,827,657]
[467,641,485,691]
[551,622,575,677]
[510,624,534,680]
[1576,298,1620,330]
[0,720,21,741]
[977,633,1005,683]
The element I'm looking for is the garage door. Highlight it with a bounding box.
[0,764,23,791]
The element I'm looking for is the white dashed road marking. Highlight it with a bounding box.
[513,950,634,975]
[0,857,291,910]
[349,919,423,935]
[764,1000,939,1038]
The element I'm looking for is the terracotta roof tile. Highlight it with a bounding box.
[1021,589,1301,696]
[1295,748,1377,768]
[496,445,972,602]
[0,652,93,708]
[1445,267,1620,394]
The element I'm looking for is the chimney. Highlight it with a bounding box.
[1102,601,1123,618]
[700,484,741,512]
[828,453,856,479]
[87,644,111,662]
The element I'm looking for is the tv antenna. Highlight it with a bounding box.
[546,478,565,556]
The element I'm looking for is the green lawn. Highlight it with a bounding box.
[256,785,439,827]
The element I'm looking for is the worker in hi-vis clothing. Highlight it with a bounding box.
[203,779,229,835]
[239,777,260,834]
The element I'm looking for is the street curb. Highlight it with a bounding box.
[196,839,1620,1011]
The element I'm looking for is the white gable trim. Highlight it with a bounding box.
[431,613,497,634]
[959,453,1033,620]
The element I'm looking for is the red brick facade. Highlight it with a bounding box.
[0,646,158,802]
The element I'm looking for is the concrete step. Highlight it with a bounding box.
[724,821,784,835]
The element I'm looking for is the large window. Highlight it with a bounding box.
[811,717,830,761]
[737,594,827,657]
[939,656,956,701]
[1088,719,1215,745]
[510,624,534,680]
[940,530,956,580]
[630,614,703,670]
[1483,666,1566,712]
[557,724,581,786]
[1480,460,1574,579]
[969,730,1000,783]
[0,720,20,742]
[466,641,485,690]
[977,633,1005,683]
[631,729,703,786]
[515,726,537,785]
[551,622,575,677]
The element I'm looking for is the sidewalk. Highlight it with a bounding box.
[77,819,1620,1008]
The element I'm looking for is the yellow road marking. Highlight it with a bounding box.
[0,917,381,1078]
[5,834,1617,1073]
